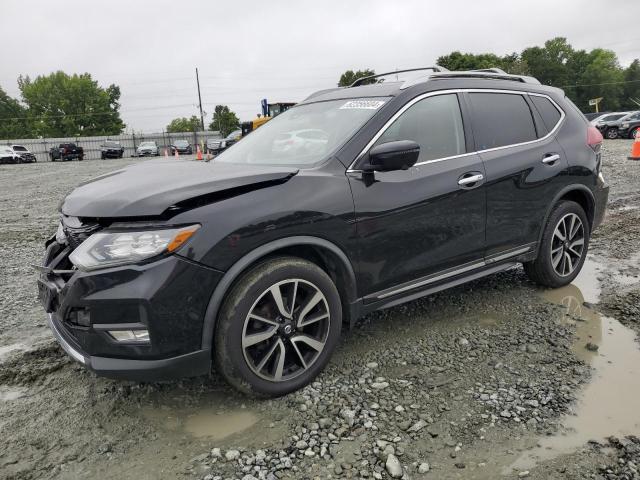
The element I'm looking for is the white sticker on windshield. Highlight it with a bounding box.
[339,100,386,110]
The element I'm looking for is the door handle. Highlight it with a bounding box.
[458,173,484,186]
[542,154,560,164]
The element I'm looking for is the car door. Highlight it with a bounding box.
[466,91,568,258]
[347,92,487,300]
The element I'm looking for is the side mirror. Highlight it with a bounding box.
[365,140,420,172]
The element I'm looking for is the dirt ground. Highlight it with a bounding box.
[1,142,639,480]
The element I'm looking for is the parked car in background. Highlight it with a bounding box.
[136,141,160,156]
[206,130,241,155]
[100,141,124,159]
[49,143,84,161]
[584,112,605,121]
[38,67,608,396]
[170,139,192,155]
[590,112,629,127]
[9,144,36,163]
[597,111,640,139]
[0,146,21,164]
[618,112,640,139]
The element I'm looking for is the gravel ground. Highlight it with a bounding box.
[0,142,639,480]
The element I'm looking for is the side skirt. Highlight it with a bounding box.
[348,243,537,326]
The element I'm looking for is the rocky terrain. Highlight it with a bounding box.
[0,141,639,480]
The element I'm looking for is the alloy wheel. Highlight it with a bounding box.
[551,213,585,277]
[242,279,331,382]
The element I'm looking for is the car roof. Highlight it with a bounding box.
[300,76,563,106]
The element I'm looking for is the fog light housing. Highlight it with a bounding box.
[108,329,150,343]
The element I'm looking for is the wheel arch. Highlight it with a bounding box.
[200,236,358,351]
[537,184,596,248]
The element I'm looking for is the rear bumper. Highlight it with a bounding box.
[102,151,123,158]
[47,313,211,381]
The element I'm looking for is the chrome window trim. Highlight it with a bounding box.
[346,89,565,173]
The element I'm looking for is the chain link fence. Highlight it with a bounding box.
[2,130,222,162]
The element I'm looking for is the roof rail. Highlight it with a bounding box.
[424,71,541,85]
[349,66,449,87]
[469,68,508,74]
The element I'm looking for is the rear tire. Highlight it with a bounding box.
[214,257,342,397]
[524,200,590,288]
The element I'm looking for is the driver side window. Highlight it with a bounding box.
[374,94,465,163]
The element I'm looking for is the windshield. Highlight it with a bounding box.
[216,98,387,166]
[104,141,119,147]
[174,140,189,146]
[12,145,27,151]
[601,114,625,122]
[226,130,241,140]
[139,142,155,147]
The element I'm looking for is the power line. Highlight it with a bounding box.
[560,78,640,88]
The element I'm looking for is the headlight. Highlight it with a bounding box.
[69,225,200,271]
[55,223,67,244]
[221,141,227,148]
[622,123,629,128]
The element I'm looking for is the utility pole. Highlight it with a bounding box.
[196,67,205,131]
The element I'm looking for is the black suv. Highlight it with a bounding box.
[100,141,125,159]
[617,111,640,139]
[170,139,192,155]
[38,67,608,396]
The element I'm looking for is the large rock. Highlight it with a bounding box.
[385,454,403,478]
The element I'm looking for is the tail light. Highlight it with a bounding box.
[587,125,603,152]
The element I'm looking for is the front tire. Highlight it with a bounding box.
[524,201,590,288]
[605,128,618,140]
[214,257,342,397]
[630,127,639,139]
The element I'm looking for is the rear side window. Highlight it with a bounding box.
[530,95,562,133]
[374,93,465,163]
[468,93,537,150]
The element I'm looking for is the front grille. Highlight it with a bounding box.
[62,216,102,249]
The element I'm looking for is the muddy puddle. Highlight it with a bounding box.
[143,404,259,441]
[507,257,640,473]
[138,390,276,444]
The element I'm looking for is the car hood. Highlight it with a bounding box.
[61,159,299,218]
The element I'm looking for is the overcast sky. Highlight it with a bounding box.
[1,0,638,132]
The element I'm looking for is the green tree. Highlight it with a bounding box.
[521,38,574,87]
[435,37,636,113]
[623,59,640,108]
[436,52,504,71]
[209,105,239,137]
[0,86,31,139]
[338,69,376,87]
[18,71,125,137]
[570,49,624,111]
[166,115,201,133]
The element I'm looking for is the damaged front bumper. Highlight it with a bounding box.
[38,233,221,382]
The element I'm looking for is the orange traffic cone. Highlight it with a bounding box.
[196,145,203,161]
[629,133,640,161]
[174,147,179,159]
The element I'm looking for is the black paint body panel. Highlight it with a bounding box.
[41,77,609,379]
